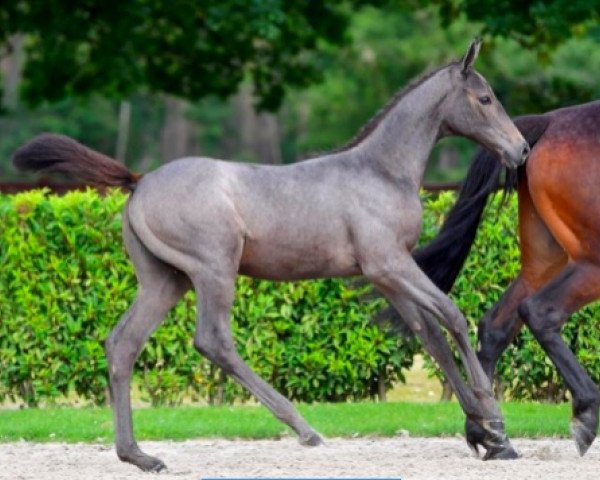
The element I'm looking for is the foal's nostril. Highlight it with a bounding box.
[521,143,531,159]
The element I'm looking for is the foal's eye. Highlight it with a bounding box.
[479,95,492,105]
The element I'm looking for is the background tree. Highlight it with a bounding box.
[430,0,600,52]
[0,1,386,110]
[1,2,600,180]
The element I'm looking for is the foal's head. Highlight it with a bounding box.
[441,39,529,168]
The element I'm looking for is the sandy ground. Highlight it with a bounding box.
[1,437,598,480]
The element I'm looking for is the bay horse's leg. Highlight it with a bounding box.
[105,213,190,472]
[477,177,567,380]
[191,271,322,446]
[519,263,600,456]
[364,252,517,459]
[476,277,527,379]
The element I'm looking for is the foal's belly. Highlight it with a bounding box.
[238,238,361,281]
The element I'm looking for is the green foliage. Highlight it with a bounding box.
[1,189,599,406]
[0,189,416,407]
[431,0,600,52]
[2,0,596,114]
[0,0,386,110]
[281,7,481,158]
[4,6,600,182]
[419,191,600,401]
[279,6,600,177]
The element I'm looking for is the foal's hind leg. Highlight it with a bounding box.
[105,214,190,472]
[191,270,322,445]
[519,263,600,456]
[364,251,517,459]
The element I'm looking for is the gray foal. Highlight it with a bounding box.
[13,39,529,471]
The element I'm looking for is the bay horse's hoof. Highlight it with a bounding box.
[482,442,519,460]
[571,417,597,457]
[299,432,324,446]
[465,417,519,461]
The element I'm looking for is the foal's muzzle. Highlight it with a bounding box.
[502,141,530,169]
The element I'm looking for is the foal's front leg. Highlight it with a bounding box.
[363,252,517,459]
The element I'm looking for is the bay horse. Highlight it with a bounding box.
[383,100,600,457]
[12,40,529,470]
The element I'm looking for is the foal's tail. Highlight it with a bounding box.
[12,134,140,191]
[376,114,551,335]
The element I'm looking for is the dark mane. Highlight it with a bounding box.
[336,61,458,153]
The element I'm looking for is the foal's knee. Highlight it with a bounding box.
[105,333,128,381]
[105,328,140,381]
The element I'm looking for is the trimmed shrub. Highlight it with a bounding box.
[419,191,600,402]
[1,189,598,406]
[0,189,417,406]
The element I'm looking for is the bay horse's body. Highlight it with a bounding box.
[390,100,600,457]
[13,41,529,470]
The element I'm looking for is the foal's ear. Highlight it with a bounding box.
[461,38,482,76]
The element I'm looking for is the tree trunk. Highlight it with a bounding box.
[160,96,196,162]
[440,377,454,401]
[438,145,459,171]
[215,369,227,405]
[493,374,505,401]
[115,100,131,162]
[231,84,281,164]
[377,368,387,402]
[0,34,24,109]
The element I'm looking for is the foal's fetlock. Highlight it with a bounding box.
[299,431,324,447]
[465,417,518,460]
[571,398,599,456]
[117,444,167,472]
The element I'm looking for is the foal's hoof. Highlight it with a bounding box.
[465,417,519,461]
[134,456,167,473]
[145,458,168,473]
[571,418,597,457]
[118,449,167,472]
[299,432,324,447]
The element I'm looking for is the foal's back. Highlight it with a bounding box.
[127,153,408,280]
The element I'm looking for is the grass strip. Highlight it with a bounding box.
[0,401,571,443]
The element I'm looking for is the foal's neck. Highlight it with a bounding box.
[353,69,449,186]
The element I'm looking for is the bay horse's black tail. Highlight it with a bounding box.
[376,114,551,335]
[12,134,140,191]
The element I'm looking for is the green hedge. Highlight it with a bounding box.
[0,189,417,406]
[421,192,600,402]
[1,189,598,407]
